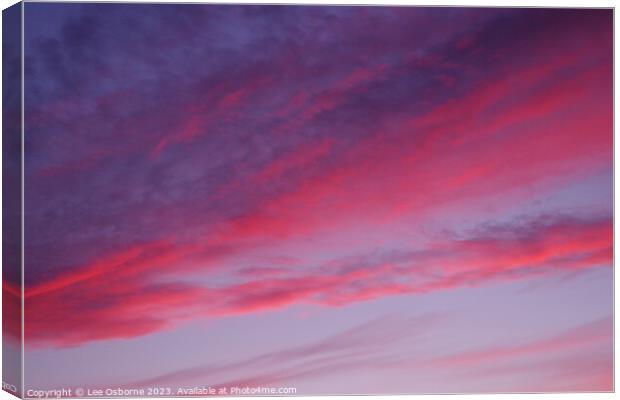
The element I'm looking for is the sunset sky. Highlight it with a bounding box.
[8,4,613,394]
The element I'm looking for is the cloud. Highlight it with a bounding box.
[17,6,612,356]
[427,316,612,368]
[120,313,440,389]
[11,214,611,348]
[373,316,612,392]
[109,313,612,392]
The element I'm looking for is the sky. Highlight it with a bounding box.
[5,3,613,395]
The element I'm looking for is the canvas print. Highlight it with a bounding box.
[2,3,614,397]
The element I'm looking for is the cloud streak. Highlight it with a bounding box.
[12,214,611,347]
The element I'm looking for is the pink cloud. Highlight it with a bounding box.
[17,14,612,348]
[12,214,611,347]
[428,316,612,368]
[191,40,611,252]
[373,316,612,392]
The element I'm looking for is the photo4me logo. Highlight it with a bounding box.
[2,381,17,394]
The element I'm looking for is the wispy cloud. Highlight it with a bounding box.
[120,313,441,389]
[11,214,611,347]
